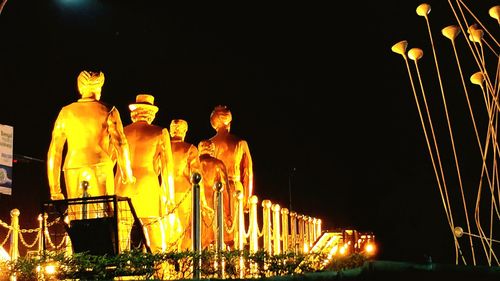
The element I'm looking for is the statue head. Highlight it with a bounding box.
[210,105,232,131]
[128,94,159,124]
[77,70,105,100]
[198,139,215,156]
[170,119,188,141]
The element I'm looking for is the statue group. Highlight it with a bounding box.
[46,70,254,253]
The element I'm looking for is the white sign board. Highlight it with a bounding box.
[0,124,13,195]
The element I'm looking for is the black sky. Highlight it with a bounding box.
[0,0,498,264]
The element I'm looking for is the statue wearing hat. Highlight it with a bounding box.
[47,70,135,207]
[115,94,175,253]
[209,105,254,247]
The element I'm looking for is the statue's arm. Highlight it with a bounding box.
[160,128,175,213]
[199,177,214,216]
[220,162,232,218]
[188,145,200,178]
[107,107,135,184]
[47,111,66,200]
[240,140,254,205]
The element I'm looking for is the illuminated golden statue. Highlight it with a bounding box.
[170,119,201,250]
[47,70,135,202]
[198,139,230,249]
[209,105,254,230]
[115,94,175,253]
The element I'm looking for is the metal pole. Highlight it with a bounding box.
[43,213,48,254]
[112,196,119,254]
[248,195,259,253]
[316,219,322,241]
[289,212,297,253]
[214,181,224,279]
[37,214,43,254]
[81,181,89,219]
[262,200,272,254]
[272,204,281,255]
[215,182,224,253]
[308,217,314,249]
[281,208,289,253]
[297,215,304,253]
[9,209,19,260]
[248,195,259,278]
[192,172,202,279]
[235,190,245,279]
[236,190,245,251]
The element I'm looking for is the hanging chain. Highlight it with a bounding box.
[225,213,236,234]
[169,189,192,215]
[258,221,265,238]
[0,228,12,247]
[143,189,192,227]
[43,233,67,249]
[19,227,41,234]
[0,218,11,230]
[44,229,56,248]
[46,217,61,227]
[55,234,67,248]
[18,231,40,248]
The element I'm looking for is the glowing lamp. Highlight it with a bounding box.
[339,245,346,255]
[45,264,57,275]
[469,29,484,43]
[489,6,500,23]
[408,48,423,61]
[442,25,460,41]
[365,243,376,255]
[391,40,408,56]
[470,72,484,86]
[416,3,431,17]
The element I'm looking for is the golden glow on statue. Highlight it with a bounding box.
[198,139,229,248]
[170,119,200,250]
[45,75,334,259]
[115,94,175,253]
[47,70,135,203]
[209,105,254,234]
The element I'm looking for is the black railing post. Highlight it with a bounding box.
[191,172,202,279]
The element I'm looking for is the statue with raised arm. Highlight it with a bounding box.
[170,119,201,250]
[209,105,254,225]
[47,70,135,203]
[115,94,175,253]
[198,139,229,249]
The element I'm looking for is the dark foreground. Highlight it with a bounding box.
[258,260,500,281]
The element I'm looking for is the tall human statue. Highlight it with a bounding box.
[47,70,135,202]
[115,94,175,253]
[198,139,230,249]
[209,105,254,225]
[169,119,201,250]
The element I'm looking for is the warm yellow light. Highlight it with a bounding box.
[365,243,376,255]
[328,244,338,258]
[45,264,57,275]
[339,245,346,255]
[0,246,9,261]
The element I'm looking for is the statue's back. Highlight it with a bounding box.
[60,101,113,170]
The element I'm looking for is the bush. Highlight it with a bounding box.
[0,249,369,280]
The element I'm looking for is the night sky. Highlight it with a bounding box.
[0,0,498,264]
